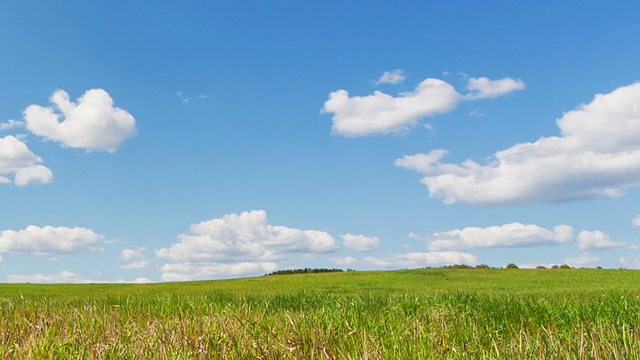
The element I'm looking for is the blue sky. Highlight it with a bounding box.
[2,1,640,282]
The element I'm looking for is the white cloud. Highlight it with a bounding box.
[120,247,146,261]
[465,77,525,99]
[363,251,478,269]
[322,75,524,137]
[426,223,573,251]
[576,230,627,250]
[375,69,406,85]
[6,271,152,284]
[0,225,105,257]
[0,119,24,131]
[156,210,339,281]
[396,83,640,205]
[0,255,3,262]
[563,253,599,268]
[632,215,640,227]
[0,135,53,186]
[341,234,382,252]
[119,248,149,269]
[23,89,136,153]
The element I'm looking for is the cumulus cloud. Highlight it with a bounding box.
[23,89,136,153]
[0,119,24,131]
[6,271,151,284]
[425,223,573,251]
[119,247,149,269]
[465,77,525,99]
[0,135,53,186]
[322,75,524,137]
[576,230,627,250]
[156,210,339,281]
[632,215,640,227]
[0,225,105,257]
[341,234,382,252]
[396,83,640,205]
[375,69,406,85]
[363,251,478,269]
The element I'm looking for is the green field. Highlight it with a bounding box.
[2,268,640,359]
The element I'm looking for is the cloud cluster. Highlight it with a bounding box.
[0,225,105,257]
[426,223,573,251]
[156,210,339,281]
[322,75,524,136]
[0,135,53,186]
[24,89,136,153]
[396,83,640,205]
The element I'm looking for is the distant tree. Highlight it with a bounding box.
[536,265,547,269]
[551,265,560,269]
[475,264,490,269]
[559,264,572,269]
[505,263,519,269]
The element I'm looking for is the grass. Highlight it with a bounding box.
[1,268,640,358]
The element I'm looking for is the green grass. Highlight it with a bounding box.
[1,268,640,359]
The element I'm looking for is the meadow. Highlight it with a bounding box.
[1,268,640,359]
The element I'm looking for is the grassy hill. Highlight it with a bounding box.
[1,268,640,358]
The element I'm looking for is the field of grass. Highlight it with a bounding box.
[1,268,640,359]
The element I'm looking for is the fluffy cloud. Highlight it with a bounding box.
[322,76,523,136]
[23,89,136,153]
[156,210,339,281]
[0,135,53,186]
[6,271,151,284]
[0,119,24,131]
[120,247,147,261]
[465,77,525,99]
[576,230,627,250]
[363,251,478,269]
[120,247,149,269]
[396,83,640,205]
[341,234,382,252]
[0,225,105,257]
[425,223,573,251]
[632,215,640,227]
[375,69,406,85]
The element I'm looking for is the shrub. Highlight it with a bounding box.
[505,263,519,269]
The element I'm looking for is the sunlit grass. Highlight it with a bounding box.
[1,268,640,358]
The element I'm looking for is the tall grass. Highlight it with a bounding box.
[2,269,640,358]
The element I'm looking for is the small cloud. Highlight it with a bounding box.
[198,94,208,99]
[375,69,406,85]
[465,77,526,99]
[0,119,24,131]
[341,234,382,252]
[468,109,486,117]
[632,215,640,227]
[120,260,150,270]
